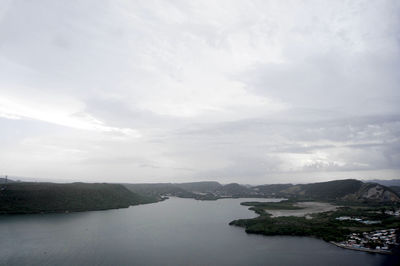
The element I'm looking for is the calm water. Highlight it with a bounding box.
[0,197,398,266]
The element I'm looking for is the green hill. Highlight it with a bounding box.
[390,186,400,196]
[0,182,157,214]
[123,183,197,199]
[254,179,364,200]
[254,179,400,203]
[175,181,222,192]
[298,179,364,200]
[123,181,255,200]
[254,184,293,195]
[219,183,253,197]
[124,179,400,203]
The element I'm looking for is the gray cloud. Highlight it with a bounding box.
[0,0,399,183]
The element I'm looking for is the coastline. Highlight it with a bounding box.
[330,241,392,255]
[230,200,399,255]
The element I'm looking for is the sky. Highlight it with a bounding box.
[0,0,399,184]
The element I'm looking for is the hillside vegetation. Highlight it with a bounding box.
[230,201,400,242]
[1,179,398,215]
[255,179,400,203]
[0,182,158,214]
[390,186,400,195]
[124,181,258,200]
[124,179,400,203]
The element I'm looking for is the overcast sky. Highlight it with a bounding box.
[0,0,399,184]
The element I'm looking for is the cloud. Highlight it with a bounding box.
[171,114,400,182]
[0,94,140,137]
[0,0,399,183]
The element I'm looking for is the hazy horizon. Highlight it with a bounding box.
[3,175,399,186]
[1,1,399,184]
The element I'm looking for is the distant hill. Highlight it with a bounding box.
[343,182,400,202]
[124,182,224,200]
[390,186,400,196]
[124,179,400,203]
[123,183,197,199]
[174,181,222,192]
[219,183,254,197]
[254,184,293,195]
[254,179,364,200]
[254,179,400,203]
[0,182,158,214]
[123,181,258,200]
[0,177,15,183]
[3,179,396,215]
[293,179,364,199]
[366,179,400,187]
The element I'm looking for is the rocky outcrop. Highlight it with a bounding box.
[344,183,400,202]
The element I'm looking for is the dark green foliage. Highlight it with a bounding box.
[230,204,400,242]
[124,183,197,199]
[124,179,400,203]
[240,200,304,210]
[254,180,364,200]
[368,179,400,187]
[123,182,255,200]
[0,182,157,214]
[174,181,222,192]
[253,184,293,195]
[332,206,388,219]
[220,183,252,196]
[389,186,400,196]
[230,215,349,242]
[300,179,363,200]
[0,178,15,183]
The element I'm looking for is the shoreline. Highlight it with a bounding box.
[330,241,392,255]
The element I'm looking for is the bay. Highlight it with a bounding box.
[0,197,397,266]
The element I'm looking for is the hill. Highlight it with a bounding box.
[174,181,222,192]
[343,182,400,202]
[292,179,364,200]
[390,186,400,195]
[0,177,15,183]
[123,181,257,200]
[218,183,255,197]
[123,183,197,199]
[254,184,294,196]
[366,179,400,187]
[0,182,158,214]
[254,179,400,203]
[1,179,398,215]
[124,179,400,203]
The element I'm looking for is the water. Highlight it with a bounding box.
[0,197,398,266]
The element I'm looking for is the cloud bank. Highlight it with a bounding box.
[0,0,399,183]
